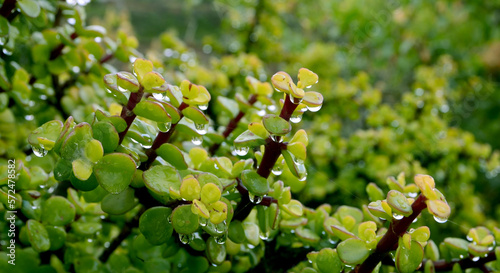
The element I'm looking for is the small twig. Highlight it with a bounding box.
[118,86,145,144]
[0,0,17,21]
[354,194,428,273]
[50,32,78,60]
[209,94,257,155]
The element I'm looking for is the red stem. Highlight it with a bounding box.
[118,86,145,144]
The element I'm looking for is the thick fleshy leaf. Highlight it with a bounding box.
[241,169,269,196]
[157,101,181,123]
[444,238,469,258]
[337,238,370,264]
[234,130,266,148]
[70,172,99,192]
[46,226,66,251]
[217,96,239,118]
[396,241,424,273]
[180,176,201,201]
[189,147,208,169]
[139,207,173,245]
[180,80,200,100]
[72,158,92,181]
[103,74,128,104]
[60,123,93,161]
[297,68,318,88]
[17,0,41,18]
[414,174,438,199]
[286,142,306,163]
[282,149,307,180]
[387,190,413,217]
[133,58,153,81]
[262,114,291,136]
[201,183,221,204]
[289,129,308,146]
[134,100,171,123]
[79,25,106,37]
[302,91,323,110]
[172,204,199,234]
[116,72,140,92]
[29,120,63,151]
[27,220,50,252]
[156,143,188,170]
[94,153,136,194]
[42,196,76,226]
[316,248,343,273]
[426,199,451,220]
[143,165,181,196]
[142,71,165,90]
[84,139,104,163]
[271,71,293,93]
[92,121,119,153]
[206,237,226,265]
[281,199,303,217]
[101,187,137,215]
[209,200,228,224]
[182,106,209,125]
[248,122,269,139]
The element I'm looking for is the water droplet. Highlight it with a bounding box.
[198,104,208,111]
[168,215,172,224]
[272,165,282,176]
[257,109,266,116]
[215,221,226,234]
[214,232,227,244]
[466,235,473,242]
[267,105,277,112]
[296,162,307,181]
[459,254,465,259]
[407,192,418,198]
[191,136,203,145]
[32,145,48,157]
[270,135,283,143]
[290,114,302,123]
[153,93,164,101]
[140,143,152,149]
[179,233,190,244]
[433,215,448,224]
[293,156,304,165]
[306,105,322,112]
[412,217,418,223]
[2,48,12,55]
[199,217,208,227]
[158,122,172,133]
[472,256,480,262]
[233,146,249,156]
[259,230,271,240]
[393,213,404,220]
[248,192,263,204]
[118,86,128,93]
[195,123,208,135]
[289,95,303,104]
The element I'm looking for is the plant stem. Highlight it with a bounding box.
[0,0,17,20]
[118,86,145,145]
[140,102,189,170]
[209,94,257,155]
[233,93,299,221]
[50,32,78,60]
[355,194,428,273]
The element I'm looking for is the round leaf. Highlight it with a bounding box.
[262,114,291,136]
[27,220,50,252]
[134,100,171,123]
[94,153,136,194]
[41,196,76,226]
[143,165,181,196]
[337,238,370,265]
[241,169,269,196]
[172,204,199,234]
[101,187,137,215]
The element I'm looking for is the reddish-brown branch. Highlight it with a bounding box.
[50,32,78,60]
[233,93,299,221]
[355,194,428,273]
[118,87,145,144]
[233,178,277,221]
[0,0,17,21]
[209,94,258,155]
[140,102,189,170]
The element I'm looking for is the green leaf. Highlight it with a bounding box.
[241,169,269,196]
[41,196,76,226]
[289,129,308,146]
[297,68,318,89]
[396,241,424,273]
[302,91,323,111]
[117,72,140,92]
[27,220,50,252]
[444,238,469,258]
[46,226,66,251]
[271,71,294,93]
[156,143,188,170]
[60,123,93,161]
[172,204,199,234]
[182,106,209,125]
[17,0,41,18]
[0,16,9,38]
[29,120,63,151]
[387,190,413,217]
[281,199,303,217]
[92,121,119,153]
[366,183,385,201]
[103,74,128,104]
[72,158,93,181]
[217,96,239,118]
[133,58,153,81]
[287,142,307,163]
[142,71,165,90]
[316,248,343,273]
[94,153,136,194]
[206,237,226,265]
[262,114,291,136]
[157,101,181,123]
[70,172,99,192]
[143,165,181,196]
[234,130,266,148]
[180,176,201,201]
[101,187,137,215]
[228,220,246,244]
[84,139,104,163]
[139,207,173,245]
[134,100,171,123]
[201,183,221,204]
[248,122,270,139]
[337,238,370,264]
[426,199,451,220]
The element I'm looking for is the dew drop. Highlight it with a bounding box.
[296,163,307,181]
[466,235,473,242]
[153,93,164,101]
[306,105,322,112]
[168,215,172,224]
[215,221,226,234]
[472,256,480,262]
[267,105,277,112]
[248,192,263,204]
[290,114,302,123]
[233,146,249,156]
[118,86,127,93]
[179,233,190,244]
[289,95,303,104]
[32,145,48,157]
[195,123,208,135]
[158,122,172,133]
[393,213,404,220]
[198,104,208,111]
[433,215,448,224]
[257,109,266,116]
[2,48,12,55]
[259,230,271,240]
[270,135,283,143]
[199,217,208,227]
[407,192,418,198]
[192,136,203,145]
[214,232,227,244]
[272,165,283,176]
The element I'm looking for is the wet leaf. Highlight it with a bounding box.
[94,153,136,194]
